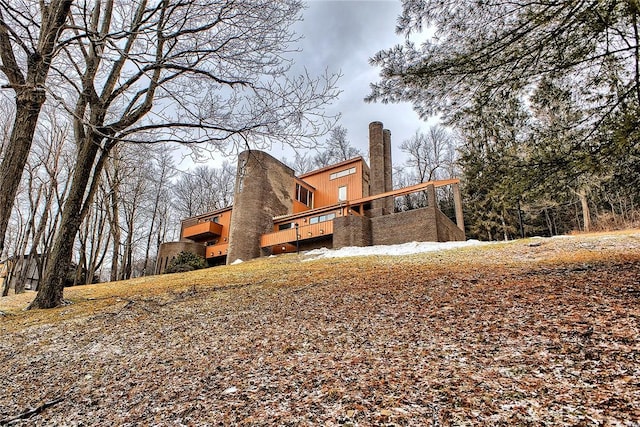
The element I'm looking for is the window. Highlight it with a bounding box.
[296,183,313,207]
[329,167,356,180]
[308,212,337,225]
[237,159,247,193]
[319,213,336,222]
[338,186,347,202]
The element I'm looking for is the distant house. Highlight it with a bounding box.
[156,121,465,273]
[1,254,41,294]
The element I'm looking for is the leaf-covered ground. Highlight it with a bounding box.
[1,232,639,426]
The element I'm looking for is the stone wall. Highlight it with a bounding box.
[334,206,465,249]
[227,150,295,264]
[370,207,438,245]
[333,215,373,248]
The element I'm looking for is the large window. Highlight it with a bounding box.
[296,183,313,207]
[309,212,336,225]
[329,167,356,180]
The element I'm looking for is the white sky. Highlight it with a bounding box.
[182,0,437,172]
[284,0,437,165]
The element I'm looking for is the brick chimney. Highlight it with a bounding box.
[369,121,393,215]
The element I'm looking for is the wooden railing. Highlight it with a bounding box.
[260,221,334,248]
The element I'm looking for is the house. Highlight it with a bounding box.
[155,122,465,273]
[1,254,41,295]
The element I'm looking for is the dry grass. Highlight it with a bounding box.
[1,231,639,426]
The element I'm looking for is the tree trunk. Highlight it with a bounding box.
[120,229,133,280]
[544,208,553,236]
[0,0,74,257]
[501,214,509,241]
[0,92,46,257]
[2,260,13,296]
[28,139,102,309]
[577,190,591,233]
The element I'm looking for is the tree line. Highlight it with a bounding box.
[368,0,640,240]
[0,0,339,308]
[0,105,239,296]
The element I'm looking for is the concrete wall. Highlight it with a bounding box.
[227,150,295,264]
[155,241,206,274]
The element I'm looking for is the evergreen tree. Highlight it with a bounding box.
[456,90,530,240]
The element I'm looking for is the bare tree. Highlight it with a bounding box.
[282,152,315,175]
[76,189,109,285]
[313,125,361,168]
[97,144,156,281]
[172,163,236,219]
[29,0,338,308]
[2,107,73,295]
[0,95,13,158]
[141,147,176,276]
[396,125,458,211]
[0,0,73,258]
[401,125,457,183]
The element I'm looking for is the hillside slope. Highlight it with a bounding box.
[1,232,639,426]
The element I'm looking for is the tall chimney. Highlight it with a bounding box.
[369,121,385,197]
[383,129,393,213]
[369,121,390,216]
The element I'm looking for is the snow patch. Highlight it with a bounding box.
[231,259,243,265]
[304,240,492,260]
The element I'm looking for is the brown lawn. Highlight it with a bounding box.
[1,231,639,426]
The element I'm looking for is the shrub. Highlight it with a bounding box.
[164,251,207,274]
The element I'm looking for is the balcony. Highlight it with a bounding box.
[260,221,334,248]
[183,221,223,242]
[205,243,228,259]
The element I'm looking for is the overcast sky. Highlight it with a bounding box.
[282,0,436,166]
[180,0,435,171]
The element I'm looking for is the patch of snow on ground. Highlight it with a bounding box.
[231,259,244,265]
[304,240,493,260]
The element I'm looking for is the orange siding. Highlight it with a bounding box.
[300,159,366,208]
[293,200,310,214]
[180,207,232,246]
[182,221,223,240]
[205,243,229,259]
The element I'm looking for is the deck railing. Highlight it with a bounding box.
[260,221,334,248]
